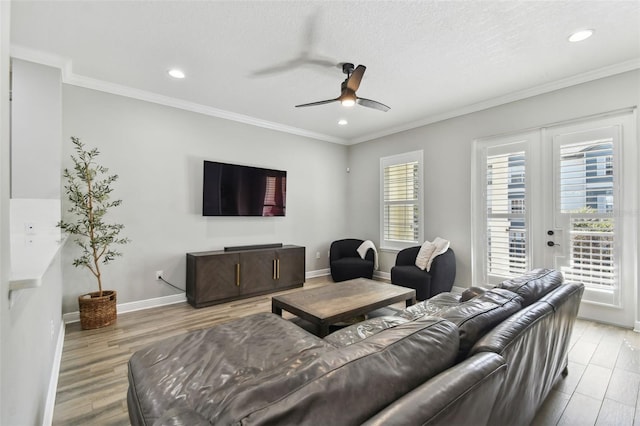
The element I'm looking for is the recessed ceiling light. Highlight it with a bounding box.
[338,119,348,126]
[568,29,594,43]
[168,68,185,79]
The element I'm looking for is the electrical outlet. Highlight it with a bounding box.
[315,251,320,259]
[24,222,35,235]
[155,270,163,281]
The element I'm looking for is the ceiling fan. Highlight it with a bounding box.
[295,63,390,112]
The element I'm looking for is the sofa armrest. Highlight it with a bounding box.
[469,283,583,426]
[363,352,506,426]
[395,246,421,266]
[428,248,456,294]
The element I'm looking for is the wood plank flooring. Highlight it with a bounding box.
[53,277,640,425]
[53,277,329,425]
[533,319,640,426]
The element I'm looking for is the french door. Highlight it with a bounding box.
[473,111,637,327]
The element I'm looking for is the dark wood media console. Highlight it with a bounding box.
[186,245,305,308]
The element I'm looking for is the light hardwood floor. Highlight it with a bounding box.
[53,277,640,425]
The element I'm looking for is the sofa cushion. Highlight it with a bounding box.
[362,352,507,426]
[396,292,462,321]
[325,316,410,347]
[217,317,460,425]
[496,268,563,306]
[437,288,523,361]
[127,312,331,425]
[128,313,460,426]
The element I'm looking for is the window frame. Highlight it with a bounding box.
[379,150,424,251]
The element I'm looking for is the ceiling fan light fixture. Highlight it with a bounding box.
[168,68,186,79]
[295,63,389,112]
[341,98,356,107]
[568,29,594,42]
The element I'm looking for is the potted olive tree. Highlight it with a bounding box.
[59,137,130,330]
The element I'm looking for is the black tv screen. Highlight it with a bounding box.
[202,161,287,216]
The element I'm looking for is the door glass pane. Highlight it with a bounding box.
[560,141,614,213]
[559,139,615,288]
[486,151,527,276]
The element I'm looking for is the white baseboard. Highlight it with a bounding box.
[373,271,391,281]
[62,272,337,324]
[63,293,187,324]
[63,273,464,324]
[307,269,392,281]
[305,268,330,279]
[42,320,65,426]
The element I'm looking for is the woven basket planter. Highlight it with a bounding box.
[78,290,117,330]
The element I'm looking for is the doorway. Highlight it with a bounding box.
[472,111,637,327]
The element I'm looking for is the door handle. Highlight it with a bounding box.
[547,241,560,247]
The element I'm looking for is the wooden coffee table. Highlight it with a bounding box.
[271,278,416,337]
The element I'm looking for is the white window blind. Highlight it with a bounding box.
[559,139,615,288]
[486,150,528,276]
[380,151,423,249]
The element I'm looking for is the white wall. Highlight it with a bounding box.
[347,70,640,289]
[61,85,349,313]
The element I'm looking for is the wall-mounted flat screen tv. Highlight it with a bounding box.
[202,160,287,217]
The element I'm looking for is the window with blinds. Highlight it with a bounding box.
[559,140,615,288]
[486,151,528,276]
[380,151,423,249]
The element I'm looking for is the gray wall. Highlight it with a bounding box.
[347,70,640,288]
[2,8,65,426]
[61,85,349,313]
[0,2,10,423]
[2,254,63,425]
[11,58,61,199]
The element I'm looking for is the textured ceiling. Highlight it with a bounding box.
[10,1,640,144]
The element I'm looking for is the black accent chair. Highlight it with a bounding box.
[391,247,456,301]
[330,238,375,282]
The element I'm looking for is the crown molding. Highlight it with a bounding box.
[10,45,348,145]
[349,58,640,145]
[64,73,347,144]
[11,45,639,147]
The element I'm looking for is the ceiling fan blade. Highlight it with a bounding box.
[356,97,390,112]
[346,65,366,92]
[295,98,339,108]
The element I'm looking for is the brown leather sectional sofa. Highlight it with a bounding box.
[127,269,583,425]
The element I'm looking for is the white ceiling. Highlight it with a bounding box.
[10,1,640,144]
